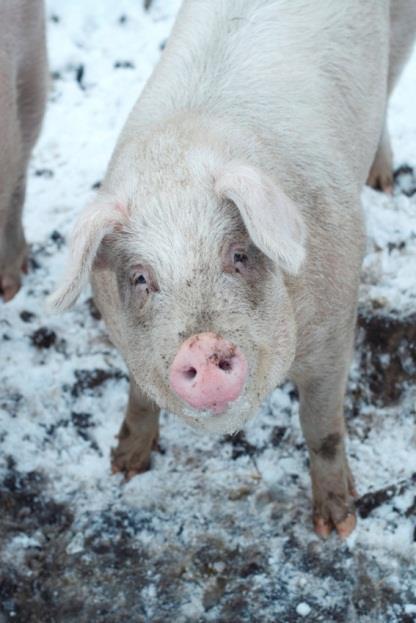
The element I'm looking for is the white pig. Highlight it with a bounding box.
[0,0,48,301]
[51,0,416,538]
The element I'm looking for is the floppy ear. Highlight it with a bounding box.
[48,196,127,312]
[215,161,306,274]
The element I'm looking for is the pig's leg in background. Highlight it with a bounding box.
[297,359,356,539]
[13,7,48,277]
[0,6,47,302]
[111,378,160,479]
[17,9,48,189]
[367,0,416,192]
[0,63,25,302]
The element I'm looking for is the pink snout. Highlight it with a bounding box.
[169,332,248,414]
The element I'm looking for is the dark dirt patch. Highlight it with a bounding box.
[0,468,73,542]
[50,230,66,249]
[19,311,36,323]
[70,368,128,398]
[34,168,54,179]
[270,425,287,447]
[356,310,416,406]
[75,64,85,90]
[70,412,94,430]
[30,327,57,349]
[222,431,258,460]
[394,164,416,197]
[0,393,23,419]
[356,474,416,519]
[114,60,135,69]
[39,413,100,454]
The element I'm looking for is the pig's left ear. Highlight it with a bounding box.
[48,197,127,312]
[215,162,306,274]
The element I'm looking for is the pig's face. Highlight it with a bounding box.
[50,152,305,434]
[109,191,298,433]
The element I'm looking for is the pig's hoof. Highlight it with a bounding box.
[313,484,357,539]
[111,433,159,481]
[0,255,27,302]
[0,273,22,302]
[313,511,356,539]
[367,160,394,194]
[335,513,356,538]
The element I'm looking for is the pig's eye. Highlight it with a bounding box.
[223,243,252,277]
[232,249,250,275]
[233,252,248,267]
[129,265,157,295]
[134,273,147,286]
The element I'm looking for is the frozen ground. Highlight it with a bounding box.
[0,1,416,622]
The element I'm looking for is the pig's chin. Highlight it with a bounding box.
[175,394,254,435]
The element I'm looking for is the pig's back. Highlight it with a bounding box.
[124,0,390,192]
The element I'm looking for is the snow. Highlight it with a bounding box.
[296,602,312,617]
[0,1,415,622]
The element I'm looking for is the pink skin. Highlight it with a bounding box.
[169,332,248,414]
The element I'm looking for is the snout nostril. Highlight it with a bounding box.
[218,359,232,372]
[183,367,197,380]
[170,333,248,412]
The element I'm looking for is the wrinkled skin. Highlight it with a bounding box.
[51,0,416,539]
[0,0,47,302]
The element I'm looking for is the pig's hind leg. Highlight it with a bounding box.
[297,361,357,539]
[367,0,416,192]
[111,378,160,480]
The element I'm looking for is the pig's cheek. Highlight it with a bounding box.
[248,343,282,400]
[127,338,173,409]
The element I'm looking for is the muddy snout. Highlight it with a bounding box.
[169,332,248,414]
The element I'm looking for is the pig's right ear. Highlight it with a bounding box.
[215,162,306,274]
[48,198,127,312]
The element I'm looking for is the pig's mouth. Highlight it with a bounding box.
[176,392,254,435]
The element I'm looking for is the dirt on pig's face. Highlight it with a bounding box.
[107,187,297,434]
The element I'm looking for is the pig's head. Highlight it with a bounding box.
[50,148,305,434]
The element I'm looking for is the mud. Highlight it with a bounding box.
[356,310,416,406]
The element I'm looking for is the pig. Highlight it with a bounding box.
[50,0,416,538]
[0,0,48,302]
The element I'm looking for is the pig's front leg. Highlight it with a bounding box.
[111,378,160,480]
[298,373,356,539]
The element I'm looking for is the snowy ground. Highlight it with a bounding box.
[1,2,416,622]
